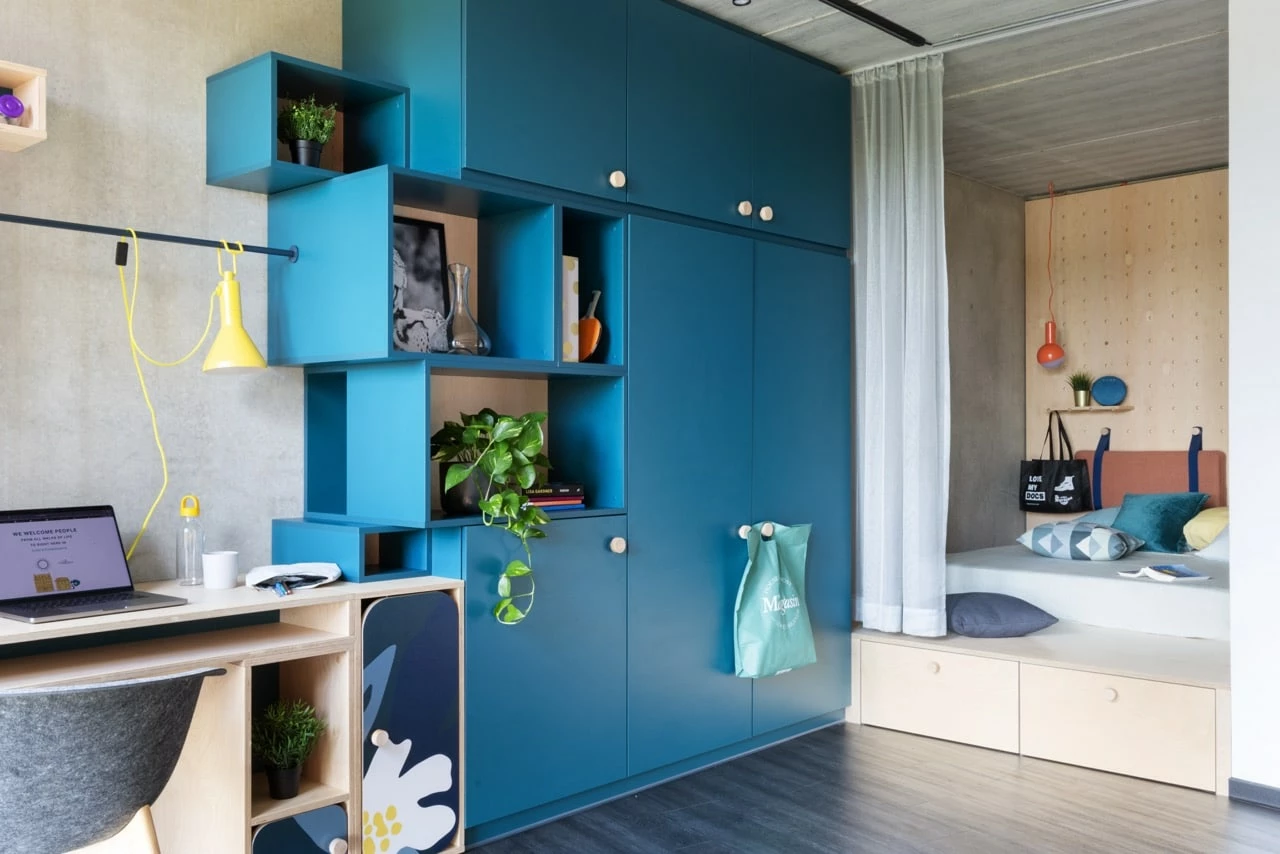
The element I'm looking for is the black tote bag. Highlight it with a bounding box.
[1019,412,1093,513]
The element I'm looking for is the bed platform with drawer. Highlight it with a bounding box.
[850,446,1231,793]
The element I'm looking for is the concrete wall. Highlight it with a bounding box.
[0,1,339,580]
[945,173,1026,553]
[1229,0,1280,791]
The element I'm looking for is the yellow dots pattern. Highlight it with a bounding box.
[362,805,404,853]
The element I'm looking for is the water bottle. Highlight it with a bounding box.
[177,494,205,586]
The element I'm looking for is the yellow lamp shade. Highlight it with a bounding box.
[203,270,266,373]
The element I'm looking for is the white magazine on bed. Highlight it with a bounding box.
[1117,563,1210,582]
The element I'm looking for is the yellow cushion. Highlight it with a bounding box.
[1183,506,1229,551]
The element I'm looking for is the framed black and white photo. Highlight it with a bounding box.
[392,216,450,353]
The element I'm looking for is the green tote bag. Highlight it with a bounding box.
[733,522,816,678]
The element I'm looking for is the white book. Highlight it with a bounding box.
[1117,563,1210,582]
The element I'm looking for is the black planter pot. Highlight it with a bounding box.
[290,139,324,168]
[439,462,490,516]
[265,764,302,800]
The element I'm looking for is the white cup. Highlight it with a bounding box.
[202,551,239,589]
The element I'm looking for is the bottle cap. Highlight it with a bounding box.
[179,495,200,517]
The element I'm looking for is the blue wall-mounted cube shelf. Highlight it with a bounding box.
[207,52,408,195]
[273,518,428,582]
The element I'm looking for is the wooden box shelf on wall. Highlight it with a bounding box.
[0,60,47,152]
[1047,405,1135,414]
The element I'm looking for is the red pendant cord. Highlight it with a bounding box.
[1047,181,1056,325]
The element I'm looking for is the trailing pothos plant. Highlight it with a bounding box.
[431,409,551,625]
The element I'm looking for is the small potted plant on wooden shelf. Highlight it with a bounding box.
[277,95,337,168]
[431,408,553,625]
[1068,371,1094,407]
[252,698,327,800]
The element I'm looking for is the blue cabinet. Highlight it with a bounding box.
[750,242,853,734]
[627,216,754,774]
[466,0,628,199]
[462,515,628,828]
[751,43,852,248]
[627,0,753,225]
[344,0,627,199]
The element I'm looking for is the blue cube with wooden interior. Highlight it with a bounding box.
[206,51,408,195]
[273,518,428,583]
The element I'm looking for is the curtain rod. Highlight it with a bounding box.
[0,212,299,263]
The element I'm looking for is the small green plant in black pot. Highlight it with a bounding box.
[277,95,337,168]
[432,408,552,625]
[252,698,327,799]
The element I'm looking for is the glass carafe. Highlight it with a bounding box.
[446,263,491,356]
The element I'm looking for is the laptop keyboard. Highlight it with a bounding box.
[7,591,138,614]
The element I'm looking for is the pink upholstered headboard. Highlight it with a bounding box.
[1072,449,1228,508]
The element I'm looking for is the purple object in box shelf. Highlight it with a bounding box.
[0,94,24,121]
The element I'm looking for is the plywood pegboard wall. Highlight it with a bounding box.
[1024,170,1228,462]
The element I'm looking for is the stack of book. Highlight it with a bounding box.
[524,483,586,512]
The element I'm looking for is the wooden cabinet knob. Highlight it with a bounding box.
[609,537,627,554]
[759,205,774,222]
[928,661,941,675]
[1104,688,1119,703]
[737,200,753,217]
[329,841,349,854]
[371,729,391,748]
[609,170,627,189]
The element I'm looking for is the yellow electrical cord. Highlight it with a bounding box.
[115,229,222,560]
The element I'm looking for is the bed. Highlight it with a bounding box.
[947,545,1228,640]
[947,445,1229,640]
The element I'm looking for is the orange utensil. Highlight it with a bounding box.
[579,290,603,362]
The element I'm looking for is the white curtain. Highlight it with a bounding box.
[853,55,950,637]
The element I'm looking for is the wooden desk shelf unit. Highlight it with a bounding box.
[1,577,463,854]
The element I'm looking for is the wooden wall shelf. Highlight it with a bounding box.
[0,60,47,153]
[1048,406,1134,414]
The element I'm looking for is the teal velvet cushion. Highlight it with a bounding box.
[1112,492,1209,552]
[1077,506,1120,527]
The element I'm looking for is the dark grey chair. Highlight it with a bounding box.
[0,666,225,853]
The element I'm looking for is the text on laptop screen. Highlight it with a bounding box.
[0,514,132,598]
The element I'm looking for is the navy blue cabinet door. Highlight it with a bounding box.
[464,515,628,827]
[750,242,852,734]
[465,0,627,200]
[751,44,852,248]
[627,0,753,225]
[628,216,754,775]
[362,592,462,854]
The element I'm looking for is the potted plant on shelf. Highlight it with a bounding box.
[1068,371,1094,407]
[431,408,552,625]
[277,95,337,168]
[251,698,327,800]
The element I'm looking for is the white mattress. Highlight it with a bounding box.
[946,545,1229,641]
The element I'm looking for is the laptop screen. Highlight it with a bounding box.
[0,507,133,600]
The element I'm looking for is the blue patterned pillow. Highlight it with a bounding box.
[1017,521,1145,561]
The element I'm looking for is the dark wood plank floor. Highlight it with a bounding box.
[475,723,1280,853]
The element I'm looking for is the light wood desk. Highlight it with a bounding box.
[0,577,465,854]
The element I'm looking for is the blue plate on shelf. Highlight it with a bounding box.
[1092,375,1127,406]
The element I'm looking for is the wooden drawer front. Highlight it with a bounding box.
[1020,664,1217,791]
[860,641,1019,752]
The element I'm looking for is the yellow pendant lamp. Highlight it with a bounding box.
[204,243,266,373]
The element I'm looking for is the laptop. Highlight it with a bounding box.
[0,505,186,624]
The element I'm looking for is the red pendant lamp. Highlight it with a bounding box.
[1036,182,1065,368]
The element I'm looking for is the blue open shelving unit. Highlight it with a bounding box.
[210,54,630,581]
[206,52,408,194]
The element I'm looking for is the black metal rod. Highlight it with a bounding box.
[0,212,299,263]
[814,0,931,47]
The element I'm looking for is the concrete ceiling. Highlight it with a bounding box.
[676,0,1228,199]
